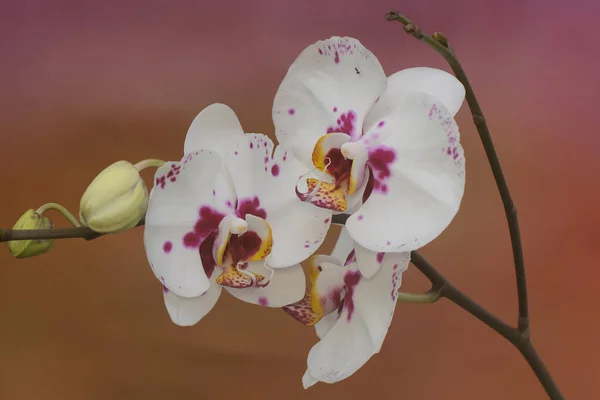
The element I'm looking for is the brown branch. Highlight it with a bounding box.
[0,216,349,243]
[385,8,528,332]
[0,219,145,242]
[385,9,561,399]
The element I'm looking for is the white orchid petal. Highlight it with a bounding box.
[354,242,386,279]
[302,370,319,389]
[306,252,410,384]
[273,36,386,168]
[347,93,466,252]
[307,256,345,316]
[314,312,338,340]
[331,227,354,264]
[183,103,244,155]
[144,151,225,297]
[365,68,465,135]
[224,135,332,268]
[162,273,222,327]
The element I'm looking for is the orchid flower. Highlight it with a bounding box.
[284,227,411,387]
[143,104,332,326]
[273,36,467,257]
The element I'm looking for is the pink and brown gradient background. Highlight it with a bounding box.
[1,0,599,399]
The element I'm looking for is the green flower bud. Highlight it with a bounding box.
[8,209,54,258]
[79,161,148,233]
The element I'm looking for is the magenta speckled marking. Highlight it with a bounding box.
[376,252,384,264]
[271,164,280,177]
[343,270,361,321]
[327,110,357,139]
[344,249,356,266]
[367,145,397,194]
[428,102,464,174]
[182,206,225,249]
[357,215,364,221]
[258,296,269,306]
[288,108,295,115]
[163,241,173,254]
[377,121,385,128]
[236,196,267,219]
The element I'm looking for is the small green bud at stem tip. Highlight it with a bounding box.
[7,209,55,258]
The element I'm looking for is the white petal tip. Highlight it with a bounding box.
[302,371,319,389]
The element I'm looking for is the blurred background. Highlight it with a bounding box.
[1,0,599,398]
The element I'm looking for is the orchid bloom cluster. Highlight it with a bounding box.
[138,36,467,387]
[134,36,465,387]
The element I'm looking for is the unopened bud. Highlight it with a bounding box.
[79,161,148,233]
[8,209,54,258]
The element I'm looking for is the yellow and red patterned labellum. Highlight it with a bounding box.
[282,294,323,326]
[216,264,267,289]
[304,178,348,212]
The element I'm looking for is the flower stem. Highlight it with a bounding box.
[134,159,165,171]
[410,252,563,399]
[0,219,144,242]
[36,203,81,227]
[385,6,528,333]
[385,9,561,398]
[396,289,441,304]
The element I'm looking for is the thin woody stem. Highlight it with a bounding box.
[385,9,561,399]
[0,219,145,242]
[385,8,528,333]
[410,252,563,399]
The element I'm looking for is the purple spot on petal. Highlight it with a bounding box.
[344,249,356,266]
[288,108,295,115]
[376,252,384,264]
[333,107,338,113]
[250,142,254,149]
[182,206,225,249]
[163,241,173,254]
[377,121,385,128]
[334,51,340,64]
[271,164,280,177]
[327,110,357,139]
[258,296,269,306]
[236,196,267,219]
[162,285,169,294]
[367,145,397,194]
[357,215,364,221]
[343,270,361,321]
